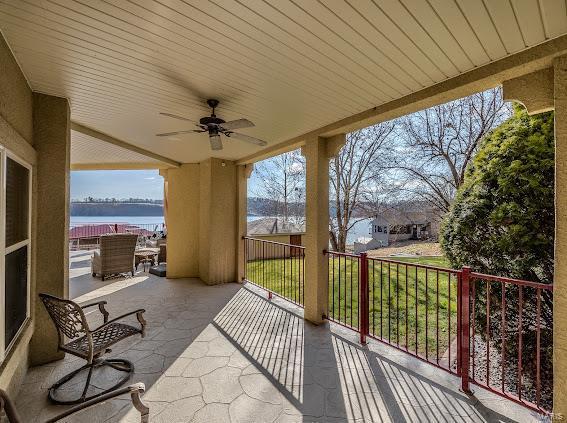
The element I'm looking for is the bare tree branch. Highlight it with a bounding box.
[329,123,396,251]
[253,150,305,225]
[393,87,511,212]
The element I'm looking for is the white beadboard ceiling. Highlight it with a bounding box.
[71,130,159,165]
[1,0,567,165]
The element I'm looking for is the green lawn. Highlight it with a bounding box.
[246,255,458,361]
[382,255,451,267]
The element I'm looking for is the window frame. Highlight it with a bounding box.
[0,148,32,362]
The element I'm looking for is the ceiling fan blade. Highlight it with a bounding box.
[160,112,197,123]
[228,132,268,147]
[220,118,254,131]
[156,130,195,137]
[210,134,223,150]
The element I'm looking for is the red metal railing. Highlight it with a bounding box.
[243,237,305,307]
[240,242,553,413]
[69,223,165,250]
[326,252,459,373]
[324,251,552,413]
[326,250,362,333]
[367,256,460,374]
[463,269,553,412]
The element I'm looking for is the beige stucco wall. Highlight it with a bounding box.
[30,93,70,366]
[164,159,238,284]
[199,158,237,285]
[0,35,33,144]
[165,164,200,278]
[503,68,554,115]
[303,136,332,324]
[198,159,212,282]
[0,32,37,396]
[554,57,567,415]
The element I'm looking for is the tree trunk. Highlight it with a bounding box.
[338,229,347,253]
[329,230,338,252]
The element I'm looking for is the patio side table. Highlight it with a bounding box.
[135,248,159,272]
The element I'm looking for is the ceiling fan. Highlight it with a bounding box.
[157,99,268,151]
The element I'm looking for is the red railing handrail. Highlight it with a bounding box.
[469,271,553,290]
[326,249,459,272]
[325,250,553,290]
[244,236,305,249]
[69,223,165,241]
[369,256,460,273]
[324,249,360,258]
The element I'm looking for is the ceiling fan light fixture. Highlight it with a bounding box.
[159,99,267,151]
[209,133,222,150]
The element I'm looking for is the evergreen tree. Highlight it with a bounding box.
[440,106,554,407]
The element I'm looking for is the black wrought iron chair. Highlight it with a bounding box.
[39,293,146,405]
[0,383,149,422]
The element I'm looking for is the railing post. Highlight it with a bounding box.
[359,253,369,345]
[460,266,472,394]
[242,237,247,282]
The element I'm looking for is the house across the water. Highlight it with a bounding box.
[354,210,440,253]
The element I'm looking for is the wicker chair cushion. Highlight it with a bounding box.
[65,323,141,357]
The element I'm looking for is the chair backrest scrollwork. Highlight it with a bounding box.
[39,294,89,342]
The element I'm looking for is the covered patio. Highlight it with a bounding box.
[0,0,567,421]
[15,252,536,422]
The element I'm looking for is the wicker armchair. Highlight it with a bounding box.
[0,383,149,422]
[39,293,146,405]
[91,233,138,280]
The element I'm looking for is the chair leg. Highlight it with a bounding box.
[79,364,95,401]
[47,358,134,405]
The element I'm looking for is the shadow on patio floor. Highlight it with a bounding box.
[15,252,542,422]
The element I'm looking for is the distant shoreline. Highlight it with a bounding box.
[71,202,163,217]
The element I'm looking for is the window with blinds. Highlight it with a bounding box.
[2,154,31,354]
[5,247,27,348]
[6,157,29,247]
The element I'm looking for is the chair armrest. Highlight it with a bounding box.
[0,389,23,422]
[44,383,149,423]
[92,309,146,337]
[81,300,109,323]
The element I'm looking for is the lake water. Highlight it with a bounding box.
[72,215,372,244]
[70,216,164,227]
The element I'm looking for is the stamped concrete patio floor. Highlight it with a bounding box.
[16,251,541,422]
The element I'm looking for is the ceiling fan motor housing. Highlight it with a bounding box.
[199,116,225,126]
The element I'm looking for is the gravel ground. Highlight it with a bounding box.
[363,240,444,257]
[471,335,552,411]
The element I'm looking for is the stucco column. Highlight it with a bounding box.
[504,64,565,414]
[554,56,567,415]
[236,164,253,282]
[162,164,200,278]
[30,93,70,365]
[199,158,238,284]
[162,171,169,228]
[303,134,345,324]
